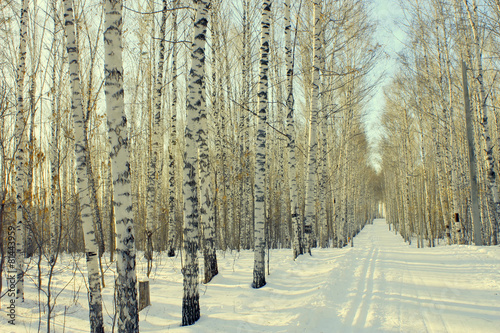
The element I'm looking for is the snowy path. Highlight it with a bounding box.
[330,219,500,333]
[2,219,499,332]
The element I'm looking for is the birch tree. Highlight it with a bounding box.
[463,0,499,245]
[462,60,483,245]
[104,0,139,331]
[15,0,29,302]
[49,0,62,265]
[253,0,271,289]
[144,0,168,276]
[200,1,218,284]
[62,1,104,331]
[284,0,302,259]
[182,0,211,326]
[167,0,179,258]
[303,0,322,255]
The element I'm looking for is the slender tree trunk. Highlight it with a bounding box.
[252,0,271,289]
[104,0,139,331]
[462,61,483,245]
[318,29,328,246]
[182,0,211,326]
[304,0,322,254]
[108,159,116,262]
[240,0,250,251]
[15,0,29,302]
[26,63,35,259]
[49,1,61,265]
[211,6,224,253]
[167,0,179,258]
[402,136,411,244]
[464,0,499,245]
[63,1,104,331]
[83,76,106,265]
[200,2,218,284]
[145,0,161,274]
[285,0,302,259]
[319,112,328,248]
[145,0,168,276]
[85,100,106,288]
[85,125,105,258]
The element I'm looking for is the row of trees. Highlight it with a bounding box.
[0,0,382,330]
[381,0,500,247]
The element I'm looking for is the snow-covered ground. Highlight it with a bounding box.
[2,219,499,332]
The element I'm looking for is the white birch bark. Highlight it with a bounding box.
[240,0,250,250]
[242,54,253,250]
[318,27,328,247]
[403,158,412,243]
[284,0,301,259]
[145,0,161,272]
[462,60,483,245]
[104,0,139,331]
[50,1,61,264]
[304,0,322,254]
[319,111,328,247]
[253,0,271,288]
[62,1,104,331]
[167,0,179,257]
[145,0,168,274]
[439,8,456,245]
[83,57,105,257]
[86,137,105,257]
[417,38,438,247]
[26,58,35,259]
[200,1,218,284]
[211,3,224,253]
[107,158,116,261]
[15,0,29,302]
[464,0,499,245]
[182,0,211,325]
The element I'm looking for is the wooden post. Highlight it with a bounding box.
[138,281,150,311]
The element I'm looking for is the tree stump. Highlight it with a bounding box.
[138,281,150,311]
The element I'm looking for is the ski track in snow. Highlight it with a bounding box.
[1,219,499,332]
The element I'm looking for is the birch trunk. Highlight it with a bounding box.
[285,0,302,259]
[26,60,35,259]
[86,136,105,258]
[319,112,328,247]
[182,0,211,325]
[167,0,179,258]
[253,0,271,289]
[464,0,499,245]
[145,0,168,274]
[104,0,139,331]
[461,61,483,245]
[441,8,456,245]
[15,0,29,302]
[240,0,250,250]
[145,0,162,272]
[319,23,329,247]
[108,158,116,262]
[304,0,322,254]
[63,1,104,331]
[200,2,218,284]
[49,1,61,265]
[211,6,224,252]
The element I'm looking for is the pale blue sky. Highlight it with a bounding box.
[366,0,406,169]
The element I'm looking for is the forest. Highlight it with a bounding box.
[0,0,499,332]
